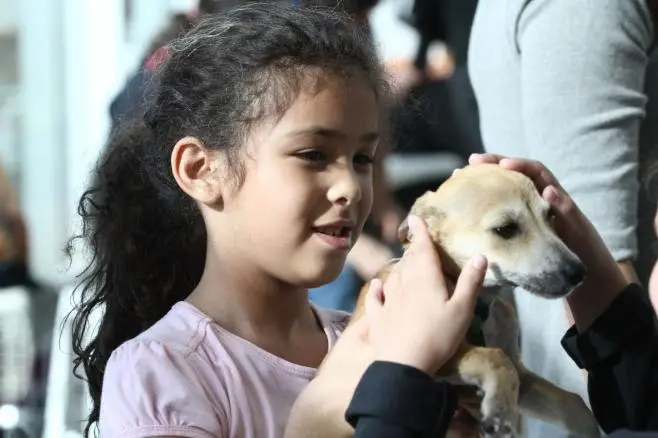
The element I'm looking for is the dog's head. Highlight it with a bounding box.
[398,163,585,298]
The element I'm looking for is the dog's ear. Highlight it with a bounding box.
[398,191,444,246]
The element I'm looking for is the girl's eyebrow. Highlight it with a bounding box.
[288,126,379,142]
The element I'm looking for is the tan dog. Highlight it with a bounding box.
[286,164,601,438]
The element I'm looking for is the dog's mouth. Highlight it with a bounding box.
[486,264,584,299]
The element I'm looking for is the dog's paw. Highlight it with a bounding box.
[477,349,520,438]
[480,405,518,438]
[479,382,519,438]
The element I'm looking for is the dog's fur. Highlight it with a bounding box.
[286,164,601,438]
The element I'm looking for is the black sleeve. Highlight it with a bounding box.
[608,431,658,438]
[561,283,658,433]
[345,361,458,438]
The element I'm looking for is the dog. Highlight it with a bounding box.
[286,164,601,438]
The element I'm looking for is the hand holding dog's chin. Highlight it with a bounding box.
[566,258,631,332]
[365,217,487,375]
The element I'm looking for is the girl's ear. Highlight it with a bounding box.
[171,136,223,205]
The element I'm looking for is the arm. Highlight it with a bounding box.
[517,0,654,264]
[561,283,658,433]
[345,361,458,438]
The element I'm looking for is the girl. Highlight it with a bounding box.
[70,4,388,437]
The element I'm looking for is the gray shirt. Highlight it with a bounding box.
[468,0,656,436]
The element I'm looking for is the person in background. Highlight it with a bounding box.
[109,0,235,130]
[467,1,658,436]
[0,159,34,288]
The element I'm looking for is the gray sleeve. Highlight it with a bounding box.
[516,0,654,261]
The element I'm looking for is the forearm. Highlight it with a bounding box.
[346,361,458,438]
[562,284,658,432]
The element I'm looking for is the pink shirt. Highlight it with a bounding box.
[99,301,349,438]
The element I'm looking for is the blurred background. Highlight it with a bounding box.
[0,0,483,436]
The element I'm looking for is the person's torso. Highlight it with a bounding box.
[467,1,658,436]
[132,301,350,438]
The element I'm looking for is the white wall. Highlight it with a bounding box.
[0,0,17,34]
[17,0,69,285]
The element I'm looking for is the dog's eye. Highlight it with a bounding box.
[493,223,520,240]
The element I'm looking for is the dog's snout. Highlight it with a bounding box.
[563,261,586,287]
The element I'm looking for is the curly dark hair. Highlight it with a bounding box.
[67,3,385,435]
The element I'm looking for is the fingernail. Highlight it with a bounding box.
[545,185,560,203]
[470,254,487,271]
[407,214,422,236]
[370,278,382,291]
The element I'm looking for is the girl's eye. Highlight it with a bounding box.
[296,150,327,163]
[353,153,374,166]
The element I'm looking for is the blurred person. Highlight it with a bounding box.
[0,159,33,288]
[468,0,658,436]
[391,0,484,162]
[110,0,243,130]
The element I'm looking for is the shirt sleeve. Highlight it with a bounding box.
[345,361,458,438]
[99,340,226,438]
[516,0,654,261]
[561,283,658,433]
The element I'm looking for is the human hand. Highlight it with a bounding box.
[468,153,630,328]
[364,214,487,375]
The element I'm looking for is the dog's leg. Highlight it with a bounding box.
[438,344,519,437]
[481,297,600,438]
[516,371,600,438]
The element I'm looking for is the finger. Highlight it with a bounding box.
[468,153,506,165]
[400,215,446,288]
[542,184,578,218]
[450,254,487,310]
[403,214,438,256]
[498,158,560,193]
[364,278,384,318]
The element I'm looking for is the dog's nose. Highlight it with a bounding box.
[564,261,586,286]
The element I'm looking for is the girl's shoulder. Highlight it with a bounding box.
[100,301,228,437]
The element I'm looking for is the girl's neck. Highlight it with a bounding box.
[187,248,323,349]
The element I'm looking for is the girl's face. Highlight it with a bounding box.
[215,74,379,288]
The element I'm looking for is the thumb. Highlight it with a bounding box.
[364,278,384,318]
[451,255,487,309]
